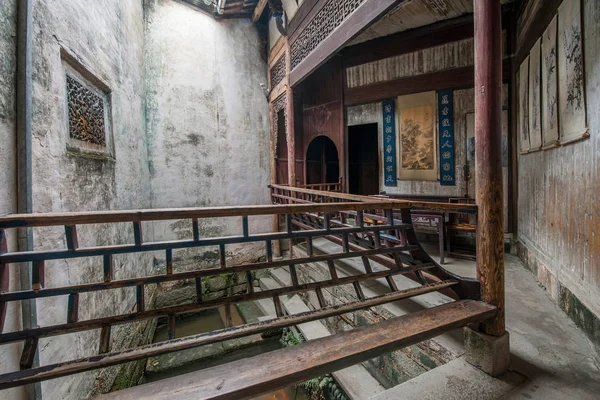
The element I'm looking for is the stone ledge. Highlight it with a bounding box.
[517,241,600,348]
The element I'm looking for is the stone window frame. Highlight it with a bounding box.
[61,49,115,160]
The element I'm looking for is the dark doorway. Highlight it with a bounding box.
[348,123,379,195]
[305,136,339,184]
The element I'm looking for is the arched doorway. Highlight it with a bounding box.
[305,136,339,185]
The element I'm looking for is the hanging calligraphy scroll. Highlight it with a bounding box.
[438,90,455,186]
[542,16,559,148]
[528,39,543,151]
[382,100,397,186]
[518,56,530,153]
[558,0,588,143]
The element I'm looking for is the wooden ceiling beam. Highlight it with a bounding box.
[342,6,513,69]
[342,15,474,68]
[252,0,268,22]
[344,60,512,107]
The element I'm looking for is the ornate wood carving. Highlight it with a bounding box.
[290,0,367,69]
[270,54,286,89]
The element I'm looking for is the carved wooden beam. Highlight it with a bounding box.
[289,0,406,87]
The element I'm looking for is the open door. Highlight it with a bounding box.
[348,123,379,195]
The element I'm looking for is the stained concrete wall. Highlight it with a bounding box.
[144,0,271,266]
[30,0,154,398]
[0,2,26,400]
[516,0,600,339]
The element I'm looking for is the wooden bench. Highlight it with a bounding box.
[97,300,496,400]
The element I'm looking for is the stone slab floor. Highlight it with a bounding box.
[421,244,600,400]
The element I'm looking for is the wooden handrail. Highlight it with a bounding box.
[271,185,479,214]
[0,201,403,229]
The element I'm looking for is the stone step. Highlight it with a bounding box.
[269,267,292,288]
[254,282,278,317]
[369,357,526,400]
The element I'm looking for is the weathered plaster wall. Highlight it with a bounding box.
[30,0,154,398]
[0,2,26,400]
[144,0,271,265]
[517,0,600,333]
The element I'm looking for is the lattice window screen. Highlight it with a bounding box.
[66,75,107,146]
[272,93,288,155]
[270,55,286,88]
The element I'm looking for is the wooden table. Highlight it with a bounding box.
[411,211,446,264]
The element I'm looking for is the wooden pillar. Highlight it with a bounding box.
[286,86,296,187]
[474,0,505,336]
[285,42,296,187]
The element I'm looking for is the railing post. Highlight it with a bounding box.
[0,230,8,333]
[286,86,296,187]
[467,0,510,377]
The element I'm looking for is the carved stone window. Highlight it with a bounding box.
[66,75,107,146]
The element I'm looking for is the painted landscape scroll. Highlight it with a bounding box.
[397,91,437,181]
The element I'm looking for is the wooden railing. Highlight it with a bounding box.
[269,185,480,299]
[297,179,343,193]
[0,186,483,394]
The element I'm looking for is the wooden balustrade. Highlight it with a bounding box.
[0,186,490,393]
[297,179,343,193]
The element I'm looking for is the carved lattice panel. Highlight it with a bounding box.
[272,93,288,156]
[66,75,107,146]
[270,55,286,88]
[290,0,366,69]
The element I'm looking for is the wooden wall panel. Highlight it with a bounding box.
[516,0,600,317]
